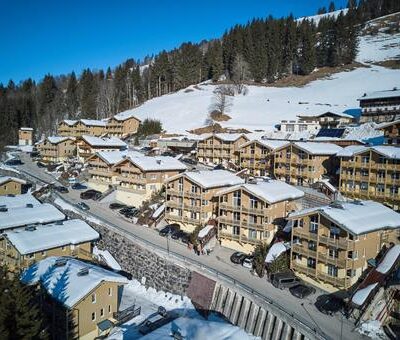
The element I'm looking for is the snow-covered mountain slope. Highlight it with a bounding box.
[117,13,400,134]
[296,8,348,25]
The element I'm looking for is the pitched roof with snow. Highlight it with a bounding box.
[91,150,142,165]
[294,142,343,155]
[47,136,75,144]
[376,245,400,274]
[351,283,378,306]
[179,170,244,189]
[61,120,78,126]
[375,119,400,130]
[289,200,400,235]
[0,193,40,209]
[298,111,353,119]
[200,133,248,142]
[240,138,290,150]
[0,203,65,231]
[358,88,400,101]
[5,219,99,255]
[337,145,400,159]
[21,257,128,308]
[81,135,127,148]
[0,176,26,186]
[216,179,304,204]
[19,127,33,131]
[123,155,187,172]
[79,119,107,127]
[112,112,141,122]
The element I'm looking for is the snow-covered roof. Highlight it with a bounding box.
[240,138,290,150]
[0,176,26,186]
[181,170,244,189]
[0,193,40,209]
[80,119,107,127]
[298,111,353,119]
[337,145,400,159]
[112,112,141,122]
[376,245,400,274]
[81,135,127,148]
[0,203,65,231]
[376,119,400,130]
[294,142,343,155]
[91,150,142,165]
[358,88,400,101]
[21,257,128,308]
[351,283,378,306]
[119,155,187,172]
[216,179,304,204]
[152,204,165,219]
[200,133,248,142]
[61,119,78,126]
[198,225,214,239]
[265,242,287,263]
[5,219,99,255]
[46,136,75,144]
[19,127,33,131]
[289,200,400,235]
[93,246,121,271]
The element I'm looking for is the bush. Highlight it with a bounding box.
[137,119,163,137]
[253,242,269,277]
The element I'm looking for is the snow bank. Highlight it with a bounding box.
[351,283,378,306]
[356,320,386,339]
[93,246,122,271]
[265,242,287,263]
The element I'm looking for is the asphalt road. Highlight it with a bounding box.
[14,153,365,340]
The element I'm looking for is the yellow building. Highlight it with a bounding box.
[0,176,26,196]
[337,145,400,210]
[239,139,289,177]
[165,170,244,232]
[18,127,33,146]
[273,142,342,186]
[289,200,400,290]
[36,136,76,163]
[106,113,141,137]
[196,133,249,166]
[21,257,128,339]
[216,179,304,253]
[76,135,127,163]
[1,219,99,272]
[376,119,400,145]
[113,155,187,207]
[298,111,354,128]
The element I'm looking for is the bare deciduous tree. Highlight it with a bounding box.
[209,85,233,114]
[232,54,250,94]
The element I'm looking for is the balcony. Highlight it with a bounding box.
[165,200,183,209]
[89,169,114,177]
[219,232,261,245]
[292,228,318,241]
[218,217,241,226]
[183,203,202,212]
[292,262,347,288]
[165,214,201,225]
[219,203,241,212]
[318,252,347,268]
[291,244,317,258]
[118,186,146,194]
[117,176,147,185]
[318,235,351,250]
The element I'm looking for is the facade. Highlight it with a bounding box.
[106,114,141,137]
[0,176,26,195]
[57,120,79,137]
[298,112,354,128]
[359,88,400,123]
[165,170,244,232]
[338,145,400,210]
[289,200,400,290]
[0,219,99,272]
[196,133,249,166]
[113,155,187,207]
[280,119,320,133]
[239,139,289,177]
[76,135,127,162]
[18,127,33,146]
[216,179,304,253]
[37,136,76,163]
[21,257,128,339]
[273,142,343,186]
[376,119,400,145]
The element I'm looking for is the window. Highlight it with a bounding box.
[249,195,258,209]
[360,182,368,191]
[309,216,318,233]
[249,215,256,224]
[91,293,96,303]
[41,251,46,257]
[221,195,228,203]
[264,231,270,239]
[108,305,112,313]
[26,254,35,259]
[307,258,316,269]
[327,265,338,277]
[329,248,338,259]
[346,269,356,277]
[108,287,112,296]
[248,229,257,239]
[361,169,369,177]
[100,308,104,317]
[233,212,240,221]
[348,250,358,260]
[202,199,208,206]
[330,225,340,239]
[233,191,241,207]
[377,184,385,193]
[191,185,197,193]
[361,156,369,164]
[233,226,240,235]
[308,241,317,251]
[91,312,96,321]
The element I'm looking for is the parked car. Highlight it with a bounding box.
[119,207,136,214]
[72,183,88,190]
[159,224,180,237]
[54,186,69,194]
[122,209,140,218]
[170,228,183,240]
[242,256,254,269]
[289,284,316,299]
[76,202,90,211]
[36,161,47,168]
[179,231,190,244]
[213,164,225,170]
[80,189,101,200]
[171,230,189,242]
[315,295,345,315]
[30,151,40,158]
[182,158,197,165]
[230,252,247,264]
[271,271,301,289]
[109,202,127,210]
[5,159,23,166]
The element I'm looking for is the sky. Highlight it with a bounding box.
[0,0,348,84]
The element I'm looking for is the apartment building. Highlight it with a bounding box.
[0,176,26,195]
[196,133,249,166]
[298,112,354,128]
[21,257,128,339]
[239,139,289,177]
[338,145,400,210]
[0,219,99,272]
[359,88,400,123]
[76,135,127,162]
[165,170,244,232]
[106,112,140,137]
[18,127,33,146]
[280,119,320,133]
[273,142,343,186]
[289,200,400,290]
[113,155,187,207]
[37,136,76,163]
[216,179,304,253]
[376,119,400,145]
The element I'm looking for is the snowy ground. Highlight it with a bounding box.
[53,197,103,225]
[108,280,257,340]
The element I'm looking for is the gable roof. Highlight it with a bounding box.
[81,135,127,148]
[216,179,304,204]
[79,119,107,127]
[200,133,248,142]
[112,112,141,122]
[289,200,400,235]
[375,119,400,130]
[5,219,99,255]
[21,257,128,308]
[61,120,78,126]
[293,142,343,155]
[0,176,26,186]
[116,155,187,172]
[46,136,75,144]
[174,170,244,189]
[298,111,353,119]
[89,150,143,165]
[337,145,400,159]
[358,88,400,101]
[0,193,40,209]
[240,138,290,150]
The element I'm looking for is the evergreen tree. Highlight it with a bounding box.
[65,72,79,118]
[297,21,316,75]
[79,69,98,118]
[329,1,336,12]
